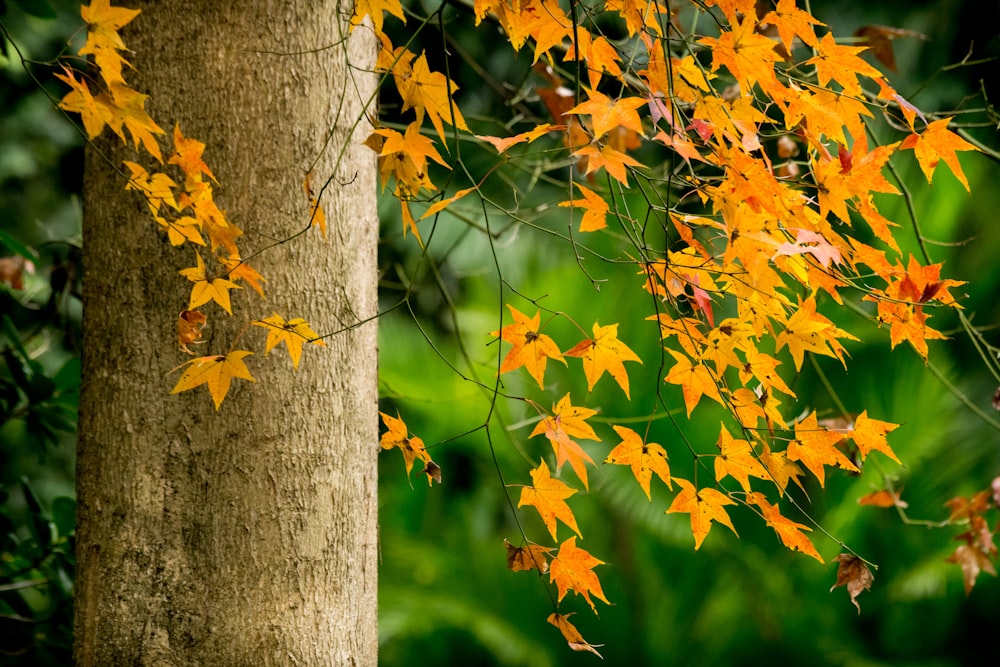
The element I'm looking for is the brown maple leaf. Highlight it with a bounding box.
[831,554,874,612]
[504,539,552,574]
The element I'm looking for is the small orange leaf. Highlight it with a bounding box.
[517,460,581,540]
[858,488,908,508]
[850,411,900,464]
[491,305,565,389]
[666,478,737,549]
[549,536,610,613]
[530,394,599,490]
[379,411,432,477]
[253,313,326,369]
[177,309,207,355]
[900,117,979,191]
[605,425,672,500]
[179,253,241,315]
[565,322,642,398]
[558,183,610,232]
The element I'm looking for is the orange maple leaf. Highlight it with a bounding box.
[530,393,599,490]
[547,613,603,659]
[379,411,433,478]
[666,478,737,550]
[751,492,823,562]
[775,296,858,371]
[518,460,581,540]
[253,313,326,369]
[477,123,555,153]
[900,117,979,191]
[849,411,900,463]
[571,143,642,185]
[397,52,469,142]
[565,89,646,141]
[699,15,783,101]
[303,171,327,238]
[565,322,641,398]
[549,536,610,613]
[350,0,405,33]
[759,0,823,53]
[170,350,255,410]
[664,349,723,416]
[786,411,859,487]
[806,33,885,98]
[176,309,206,355]
[713,424,769,493]
[169,124,217,185]
[605,425,672,500]
[55,67,113,140]
[122,161,178,214]
[104,84,164,162]
[179,253,241,315]
[491,305,565,389]
[558,183,610,232]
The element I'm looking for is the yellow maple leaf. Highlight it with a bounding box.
[179,253,241,314]
[713,424,769,493]
[900,117,979,191]
[750,492,824,562]
[518,460,580,540]
[786,411,858,487]
[253,313,326,369]
[849,411,900,463]
[379,411,433,479]
[350,0,405,34]
[605,425,672,500]
[565,322,641,397]
[549,536,610,613]
[530,393,598,490]
[80,0,140,52]
[170,350,255,410]
[666,478,737,550]
[775,296,858,371]
[558,183,609,232]
[491,304,565,389]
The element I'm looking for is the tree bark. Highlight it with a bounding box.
[74,2,378,665]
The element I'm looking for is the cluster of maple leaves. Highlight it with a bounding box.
[352,0,997,653]
[58,0,328,409]
[53,0,999,655]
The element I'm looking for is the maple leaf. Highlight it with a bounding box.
[571,143,642,185]
[564,322,641,398]
[850,411,900,463]
[775,296,858,371]
[80,0,140,53]
[55,67,113,139]
[547,613,604,659]
[379,411,432,477]
[491,305,565,389]
[759,0,823,53]
[946,544,997,596]
[565,89,646,141]
[664,349,723,416]
[858,488,908,508]
[759,444,806,496]
[713,424,769,493]
[900,117,979,191]
[751,492,823,562]
[831,554,874,612]
[786,411,859,487]
[806,33,885,99]
[530,393,599,490]
[559,183,609,232]
[217,253,265,297]
[123,161,178,213]
[549,536,610,613]
[177,309,207,355]
[518,460,581,540]
[605,425,672,500]
[397,52,469,142]
[350,0,405,33]
[774,229,842,269]
[699,15,783,100]
[170,350,255,410]
[477,123,555,153]
[421,187,475,220]
[504,539,552,574]
[666,478,737,550]
[169,124,217,185]
[104,84,165,162]
[253,313,326,369]
[179,253,241,314]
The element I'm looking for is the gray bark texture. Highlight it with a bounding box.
[74,1,378,665]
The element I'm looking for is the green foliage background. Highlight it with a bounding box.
[1,1,998,665]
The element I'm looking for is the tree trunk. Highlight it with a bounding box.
[74,2,378,665]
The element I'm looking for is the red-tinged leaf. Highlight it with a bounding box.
[946,543,997,596]
[179,253,241,314]
[666,478,737,550]
[253,313,326,369]
[855,25,927,73]
[379,411,432,477]
[751,492,823,562]
[605,425,672,500]
[530,394,599,490]
[517,460,581,540]
[491,305,565,389]
[170,350,255,409]
[550,536,610,613]
[831,554,874,612]
[858,489,908,508]
[547,613,604,659]
[504,539,552,574]
[559,183,610,232]
[850,411,900,463]
[900,117,979,191]
[565,322,641,397]
[477,123,555,153]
